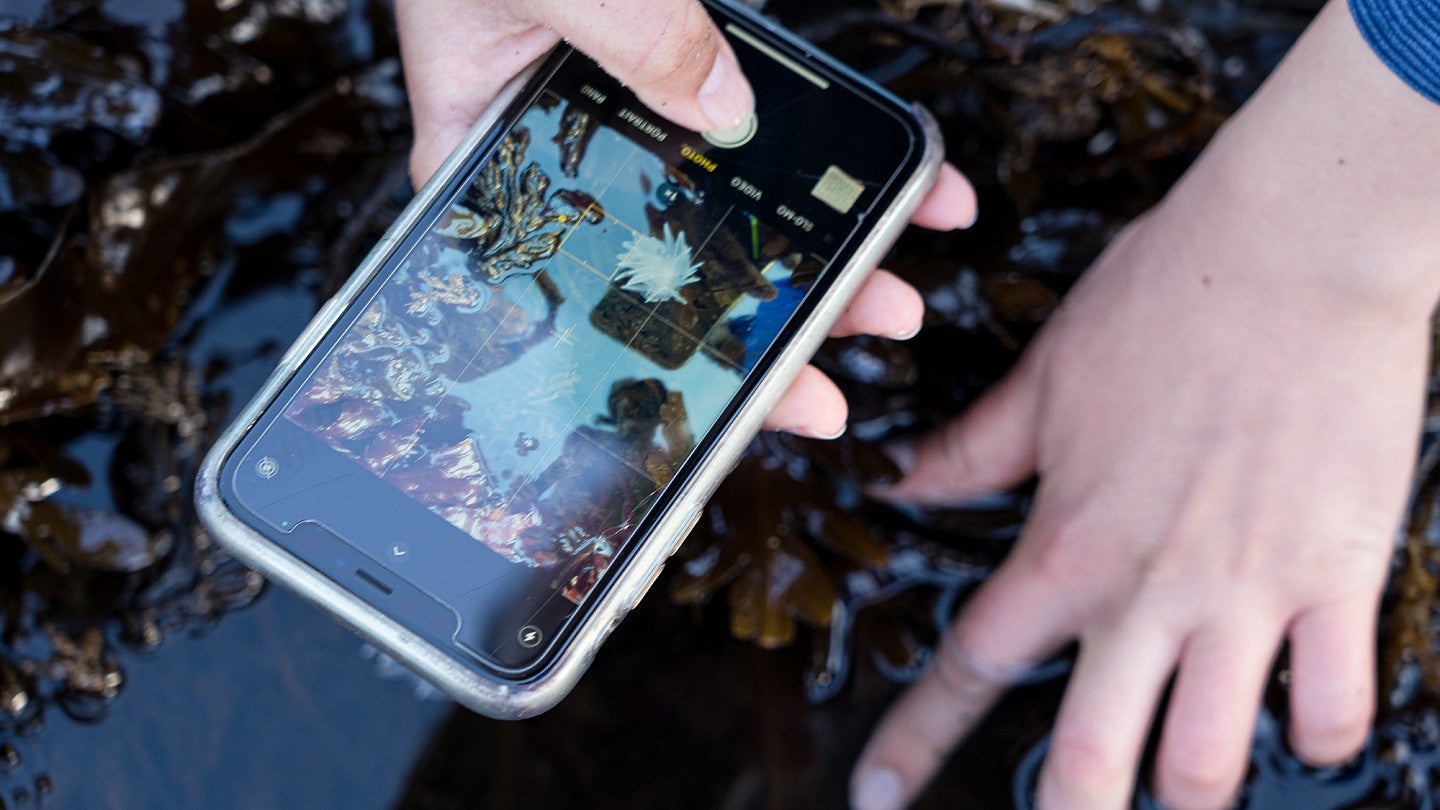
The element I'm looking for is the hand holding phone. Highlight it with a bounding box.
[396,0,977,440]
[199,0,973,718]
[397,0,758,183]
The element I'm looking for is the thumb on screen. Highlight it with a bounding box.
[398,0,755,187]
[531,0,755,134]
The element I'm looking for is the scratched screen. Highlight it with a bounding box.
[281,86,824,608]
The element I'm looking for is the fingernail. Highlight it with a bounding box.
[891,321,923,340]
[852,767,904,810]
[959,206,979,230]
[803,421,847,441]
[698,50,755,131]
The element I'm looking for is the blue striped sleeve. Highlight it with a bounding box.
[1349,0,1440,106]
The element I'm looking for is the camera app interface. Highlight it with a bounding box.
[233,38,915,670]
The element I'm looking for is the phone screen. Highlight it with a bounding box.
[222,9,922,675]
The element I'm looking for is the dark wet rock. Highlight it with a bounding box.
[0,26,162,149]
[815,335,920,390]
[7,499,166,573]
[97,0,184,27]
[0,148,81,211]
[0,0,407,794]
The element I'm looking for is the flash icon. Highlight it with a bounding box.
[517,625,543,648]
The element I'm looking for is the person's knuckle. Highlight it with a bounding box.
[1021,518,1092,585]
[1046,729,1126,794]
[1158,744,1241,807]
[1292,705,1371,764]
[941,620,1017,690]
[1319,529,1391,581]
[631,5,714,85]
[1129,548,1187,600]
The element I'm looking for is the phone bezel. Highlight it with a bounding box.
[220,36,922,678]
[197,0,945,719]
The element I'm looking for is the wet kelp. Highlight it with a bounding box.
[3,0,1439,808]
[0,0,410,803]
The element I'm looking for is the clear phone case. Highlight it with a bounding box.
[195,2,945,719]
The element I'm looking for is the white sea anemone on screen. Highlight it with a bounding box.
[615,224,703,303]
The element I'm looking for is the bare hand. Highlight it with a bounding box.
[851,2,1440,808]
[854,201,1425,810]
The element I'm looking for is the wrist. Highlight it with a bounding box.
[1162,0,1440,319]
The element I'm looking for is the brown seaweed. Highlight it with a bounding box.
[0,0,410,786]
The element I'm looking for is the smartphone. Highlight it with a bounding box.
[196,0,943,719]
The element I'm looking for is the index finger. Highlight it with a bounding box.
[850,559,1077,810]
[910,163,979,232]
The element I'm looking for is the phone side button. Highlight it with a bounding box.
[628,507,702,611]
[632,561,666,609]
[668,506,705,559]
[599,610,628,644]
